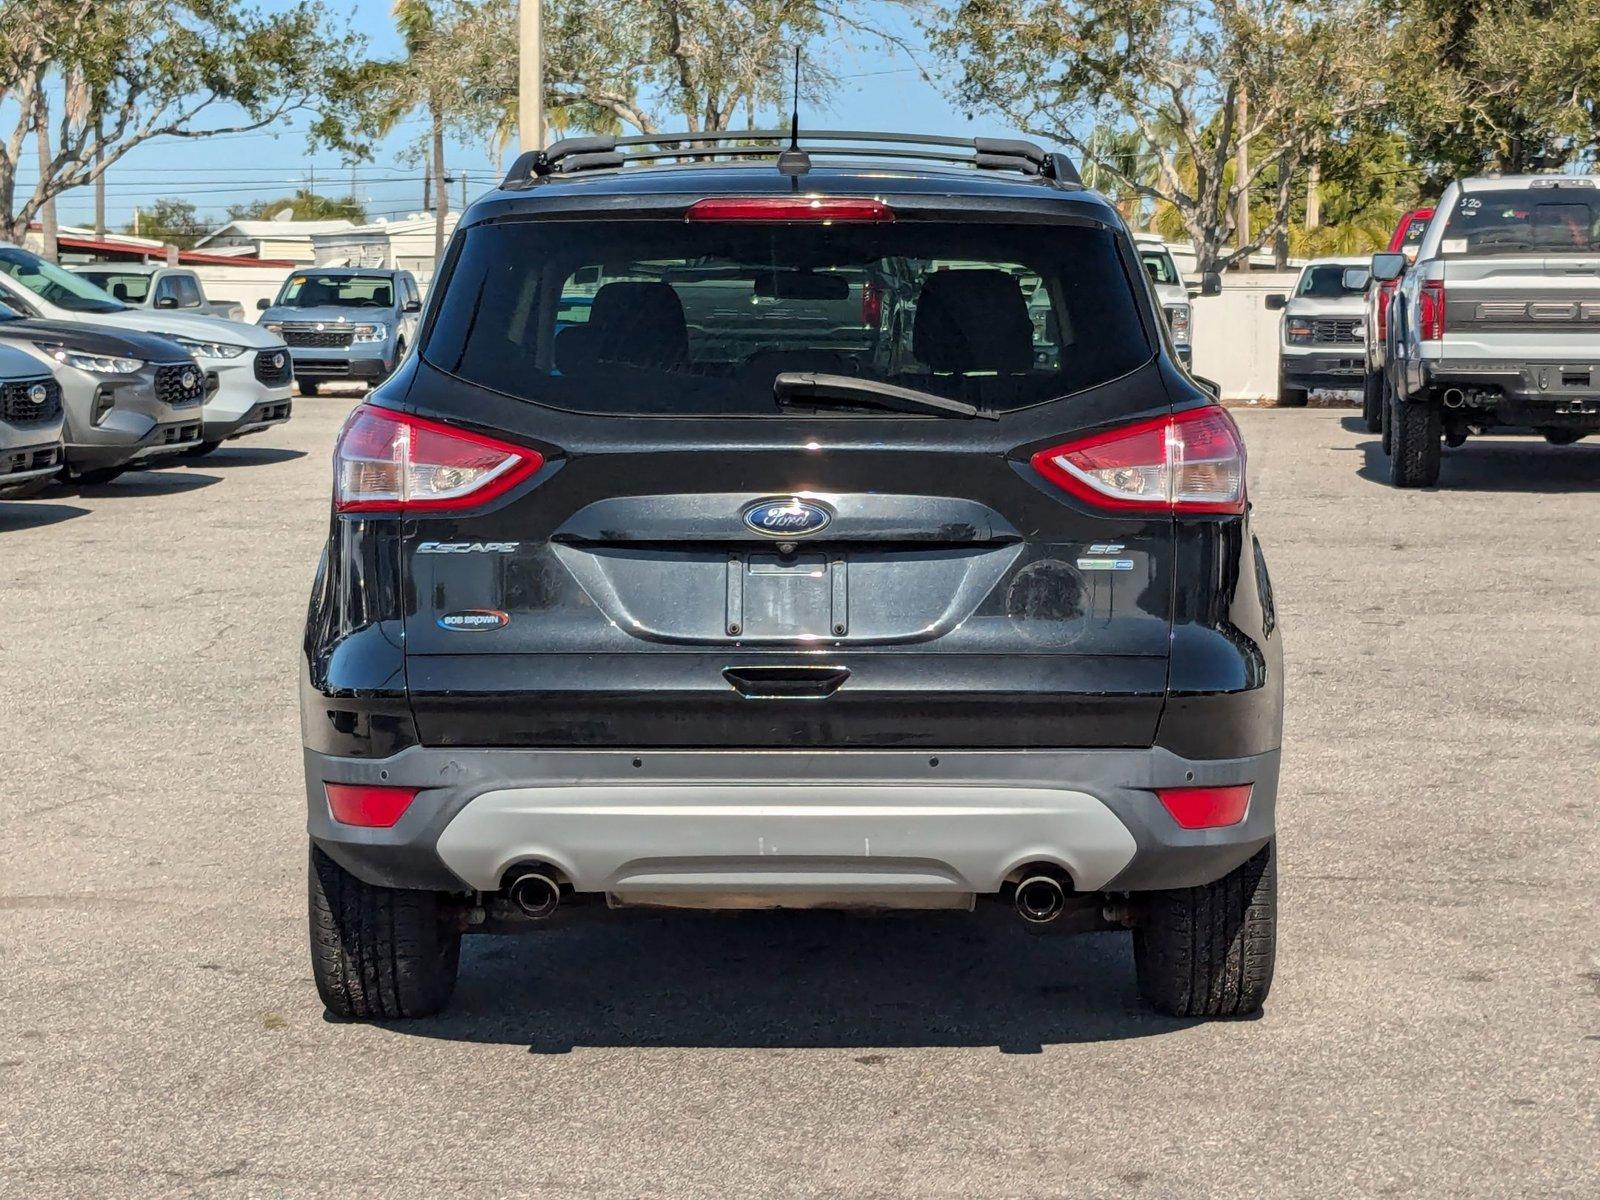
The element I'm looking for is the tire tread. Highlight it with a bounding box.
[1134,843,1276,1019]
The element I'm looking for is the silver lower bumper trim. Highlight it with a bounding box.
[434,782,1139,898]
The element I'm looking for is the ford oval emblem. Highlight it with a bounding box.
[742,497,832,537]
[27,383,47,404]
[180,369,198,390]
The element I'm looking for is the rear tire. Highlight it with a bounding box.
[1389,395,1441,488]
[308,844,461,1020]
[299,381,320,397]
[1361,370,1383,433]
[1133,842,1277,1019]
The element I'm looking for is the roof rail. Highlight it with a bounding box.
[501,130,1081,189]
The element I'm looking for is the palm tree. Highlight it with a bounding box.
[369,0,450,262]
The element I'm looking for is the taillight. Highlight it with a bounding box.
[860,279,883,326]
[1419,279,1446,341]
[1154,784,1252,830]
[1030,405,1246,515]
[684,197,894,223]
[1377,283,1394,340]
[325,783,418,828]
[333,404,544,513]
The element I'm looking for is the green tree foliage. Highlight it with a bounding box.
[226,190,366,222]
[1384,0,1600,184]
[395,0,915,153]
[0,0,365,243]
[931,0,1388,273]
[123,196,207,247]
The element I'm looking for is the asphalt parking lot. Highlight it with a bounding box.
[1,398,1596,1199]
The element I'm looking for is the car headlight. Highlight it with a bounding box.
[41,345,143,374]
[1165,304,1191,339]
[172,336,247,360]
[352,324,388,344]
[1286,318,1313,345]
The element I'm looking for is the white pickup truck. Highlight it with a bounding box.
[1373,174,1600,486]
[70,264,246,323]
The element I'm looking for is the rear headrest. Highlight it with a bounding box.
[554,281,689,374]
[110,282,132,301]
[589,282,687,367]
[912,270,1033,374]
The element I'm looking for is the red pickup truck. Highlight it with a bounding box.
[1361,207,1433,431]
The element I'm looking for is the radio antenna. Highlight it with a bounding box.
[776,47,811,179]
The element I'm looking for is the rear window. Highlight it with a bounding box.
[423,219,1151,416]
[1441,186,1600,255]
[78,271,150,302]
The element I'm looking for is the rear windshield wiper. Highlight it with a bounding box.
[773,372,995,420]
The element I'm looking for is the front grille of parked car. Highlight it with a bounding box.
[0,375,63,424]
[282,324,355,349]
[254,348,294,385]
[1310,318,1362,344]
[153,363,206,407]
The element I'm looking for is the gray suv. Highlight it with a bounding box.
[0,342,66,496]
[0,300,206,483]
[257,268,421,394]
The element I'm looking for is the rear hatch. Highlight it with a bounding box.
[1437,182,1600,369]
[389,200,1181,748]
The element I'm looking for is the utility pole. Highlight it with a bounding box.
[460,171,467,211]
[1232,90,1249,270]
[1305,161,1322,230]
[519,0,544,153]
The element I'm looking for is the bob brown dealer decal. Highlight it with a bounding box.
[437,609,510,632]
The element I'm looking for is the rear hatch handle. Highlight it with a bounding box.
[722,665,851,699]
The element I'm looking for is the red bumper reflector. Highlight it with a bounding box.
[325,783,419,829]
[1154,784,1252,830]
[684,197,894,223]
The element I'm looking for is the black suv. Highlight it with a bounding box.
[301,132,1283,1022]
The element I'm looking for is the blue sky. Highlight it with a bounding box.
[23,1,996,232]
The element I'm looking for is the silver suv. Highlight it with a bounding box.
[257,268,422,394]
[1373,174,1600,486]
[0,342,65,496]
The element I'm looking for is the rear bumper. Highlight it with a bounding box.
[1417,358,1600,408]
[306,745,1278,901]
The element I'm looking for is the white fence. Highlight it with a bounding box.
[1190,272,1302,401]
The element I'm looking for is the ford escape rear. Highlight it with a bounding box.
[300,132,1284,1022]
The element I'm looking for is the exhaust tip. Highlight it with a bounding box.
[507,870,561,920]
[1014,875,1066,925]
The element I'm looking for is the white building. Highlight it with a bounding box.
[194,218,356,263]
[310,213,461,287]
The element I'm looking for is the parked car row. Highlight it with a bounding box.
[0,242,294,493]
